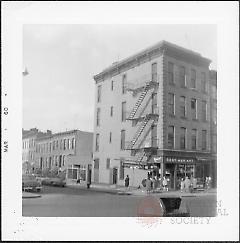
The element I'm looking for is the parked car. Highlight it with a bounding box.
[22,174,42,192]
[41,177,66,187]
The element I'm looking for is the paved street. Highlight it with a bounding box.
[22,186,217,217]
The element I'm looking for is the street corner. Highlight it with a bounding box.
[22,191,41,199]
[136,195,164,227]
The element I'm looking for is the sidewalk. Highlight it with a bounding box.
[22,191,41,199]
[67,182,216,197]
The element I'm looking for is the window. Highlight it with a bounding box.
[201,72,207,92]
[120,130,125,150]
[56,140,58,149]
[49,142,52,152]
[191,129,197,150]
[191,69,196,89]
[96,108,100,126]
[52,141,55,150]
[110,106,113,117]
[180,96,186,117]
[202,130,207,150]
[111,80,114,91]
[151,63,157,82]
[55,156,58,166]
[191,98,197,119]
[168,62,174,84]
[71,138,75,149]
[97,85,101,103]
[68,139,71,149]
[94,159,99,169]
[212,134,217,153]
[167,126,174,148]
[106,158,110,169]
[121,101,126,122]
[109,132,112,143]
[62,155,65,166]
[179,66,186,87]
[202,100,207,121]
[168,93,175,115]
[63,139,66,150]
[122,74,127,94]
[120,159,124,180]
[180,127,186,149]
[212,101,217,124]
[96,134,100,152]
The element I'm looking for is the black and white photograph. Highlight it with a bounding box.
[2,1,239,241]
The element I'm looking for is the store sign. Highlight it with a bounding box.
[154,157,162,163]
[166,157,194,163]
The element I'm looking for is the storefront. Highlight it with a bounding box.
[66,164,87,184]
[148,150,214,190]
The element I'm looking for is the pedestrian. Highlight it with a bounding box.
[192,177,197,191]
[184,176,191,193]
[125,175,130,190]
[162,177,168,191]
[146,177,152,194]
[180,178,185,192]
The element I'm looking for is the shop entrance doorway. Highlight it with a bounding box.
[113,168,118,184]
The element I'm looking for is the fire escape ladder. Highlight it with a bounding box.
[129,116,150,148]
[127,84,150,120]
[137,151,147,164]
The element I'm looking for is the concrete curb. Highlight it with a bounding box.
[22,192,41,199]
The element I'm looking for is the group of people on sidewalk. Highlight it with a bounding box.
[180,176,197,193]
[124,174,212,194]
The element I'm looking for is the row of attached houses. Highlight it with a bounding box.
[22,129,93,186]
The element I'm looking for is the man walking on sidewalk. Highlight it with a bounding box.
[125,175,130,190]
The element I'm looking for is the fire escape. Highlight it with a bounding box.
[124,74,159,168]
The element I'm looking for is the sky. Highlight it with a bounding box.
[23,24,217,133]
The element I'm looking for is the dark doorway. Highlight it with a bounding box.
[113,168,118,184]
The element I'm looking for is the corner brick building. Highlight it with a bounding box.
[93,40,217,189]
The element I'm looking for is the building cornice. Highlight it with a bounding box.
[93,40,212,83]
